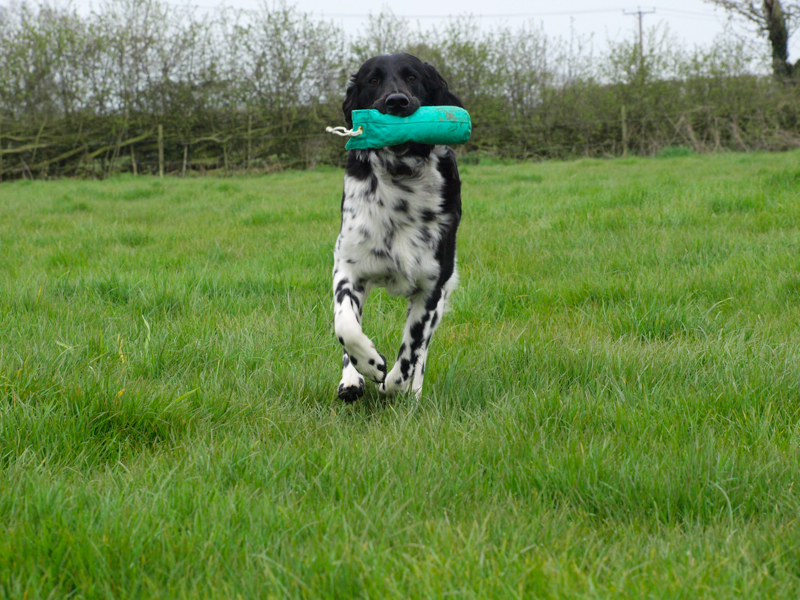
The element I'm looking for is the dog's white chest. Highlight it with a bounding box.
[335,153,449,297]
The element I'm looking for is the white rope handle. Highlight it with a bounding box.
[326,125,364,137]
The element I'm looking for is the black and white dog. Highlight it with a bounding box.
[332,53,464,402]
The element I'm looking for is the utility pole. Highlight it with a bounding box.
[623,6,656,60]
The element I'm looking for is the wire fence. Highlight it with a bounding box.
[1,106,798,180]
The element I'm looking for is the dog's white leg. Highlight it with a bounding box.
[338,351,365,403]
[410,348,429,399]
[333,273,386,394]
[381,276,454,398]
[408,295,444,398]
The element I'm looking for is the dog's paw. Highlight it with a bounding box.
[337,380,365,403]
[378,363,410,396]
[347,348,387,384]
[362,353,387,384]
[338,360,366,403]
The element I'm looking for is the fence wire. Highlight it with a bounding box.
[1,108,799,179]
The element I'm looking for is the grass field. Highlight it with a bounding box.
[2,149,800,598]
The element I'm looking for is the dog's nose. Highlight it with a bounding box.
[385,93,410,110]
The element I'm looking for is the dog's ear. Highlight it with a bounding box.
[342,75,359,128]
[423,63,464,108]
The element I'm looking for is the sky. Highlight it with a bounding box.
[296,0,732,47]
[64,0,800,61]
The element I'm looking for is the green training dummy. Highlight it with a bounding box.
[327,106,472,150]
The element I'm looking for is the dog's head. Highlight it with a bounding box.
[342,53,463,129]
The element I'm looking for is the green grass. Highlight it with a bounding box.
[2,151,800,598]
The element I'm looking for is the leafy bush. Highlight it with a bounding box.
[0,2,798,178]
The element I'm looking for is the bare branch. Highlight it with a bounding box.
[703,0,800,34]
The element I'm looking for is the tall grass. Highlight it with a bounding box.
[2,151,800,597]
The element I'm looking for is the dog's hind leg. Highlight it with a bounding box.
[333,274,387,395]
[409,348,429,399]
[381,277,454,399]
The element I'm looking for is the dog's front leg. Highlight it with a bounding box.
[380,286,448,399]
[333,273,387,396]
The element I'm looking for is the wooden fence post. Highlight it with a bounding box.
[31,120,46,171]
[247,114,253,173]
[182,145,188,177]
[131,145,137,176]
[621,105,628,157]
[158,124,164,177]
[111,128,123,177]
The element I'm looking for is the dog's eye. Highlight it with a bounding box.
[368,78,380,85]
[406,74,417,82]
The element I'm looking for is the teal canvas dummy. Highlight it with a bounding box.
[327,106,472,150]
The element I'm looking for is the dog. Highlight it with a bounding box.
[332,53,464,402]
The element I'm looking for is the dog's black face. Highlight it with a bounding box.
[342,53,463,128]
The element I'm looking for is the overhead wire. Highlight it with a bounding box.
[66,0,727,22]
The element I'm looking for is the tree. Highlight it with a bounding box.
[349,8,414,65]
[704,0,799,79]
[765,0,795,77]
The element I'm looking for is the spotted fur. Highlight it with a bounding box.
[332,53,464,401]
